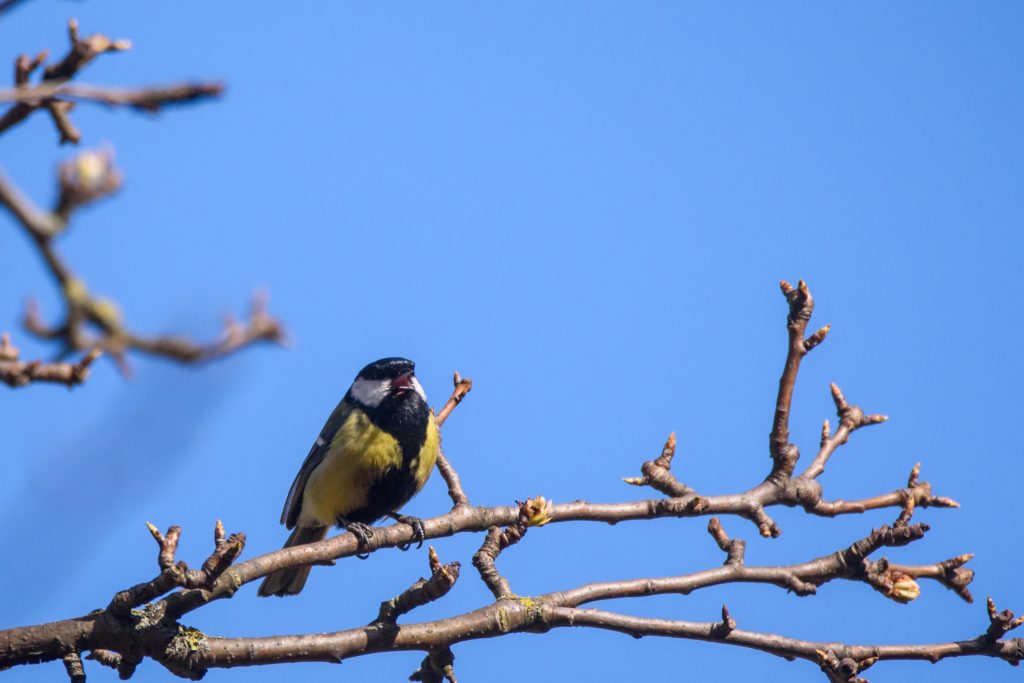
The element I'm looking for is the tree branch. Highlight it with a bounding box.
[434,371,473,506]
[0,19,220,143]
[623,281,958,539]
[0,332,100,387]
[0,81,224,111]
[1,155,285,374]
[374,547,460,625]
[0,280,1006,682]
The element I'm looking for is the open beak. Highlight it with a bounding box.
[391,372,414,395]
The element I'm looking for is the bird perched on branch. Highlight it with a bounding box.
[258,357,439,597]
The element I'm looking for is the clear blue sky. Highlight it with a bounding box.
[2,3,1022,681]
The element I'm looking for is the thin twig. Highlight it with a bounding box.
[434,371,473,506]
[435,371,472,426]
[374,547,460,625]
[0,81,224,110]
[0,333,100,387]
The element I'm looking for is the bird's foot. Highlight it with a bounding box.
[341,520,375,559]
[387,513,425,551]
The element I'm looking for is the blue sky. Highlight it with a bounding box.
[1,2,1022,681]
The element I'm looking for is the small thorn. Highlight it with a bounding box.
[145,521,161,540]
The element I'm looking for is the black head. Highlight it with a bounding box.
[356,357,415,382]
[348,357,425,410]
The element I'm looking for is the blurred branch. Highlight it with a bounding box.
[0,0,29,17]
[0,332,99,387]
[0,81,224,111]
[0,154,284,374]
[0,18,285,378]
[0,19,221,144]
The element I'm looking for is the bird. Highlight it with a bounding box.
[257,357,439,597]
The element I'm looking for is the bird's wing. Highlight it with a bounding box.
[280,399,354,528]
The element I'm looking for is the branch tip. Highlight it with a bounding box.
[62,650,85,683]
[435,372,473,426]
[409,647,457,683]
[711,604,736,638]
[907,463,921,487]
[654,432,676,468]
[803,323,830,352]
[377,548,460,625]
[985,597,1024,642]
[629,433,695,498]
[830,382,847,410]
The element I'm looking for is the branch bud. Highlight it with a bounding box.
[523,496,554,527]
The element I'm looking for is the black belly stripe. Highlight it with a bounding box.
[342,392,430,525]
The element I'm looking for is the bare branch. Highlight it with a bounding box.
[799,383,888,480]
[107,520,245,617]
[707,517,746,566]
[435,371,473,426]
[0,280,1005,681]
[375,547,461,625]
[0,333,100,387]
[471,498,542,598]
[623,432,700,499]
[0,81,224,111]
[409,648,457,683]
[0,20,214,143]
[432,371,474,507]
[710,605,737,639]
[808,462,960,517]
[986,597,1024,642]
[61,650,85,683]
[770,279,820,479]
[0,19,134,141]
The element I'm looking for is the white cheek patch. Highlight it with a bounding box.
[411,376,428,402]
[351,377,389,408]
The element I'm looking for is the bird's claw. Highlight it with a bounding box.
[341,520,375,558]
[389,513,425,551]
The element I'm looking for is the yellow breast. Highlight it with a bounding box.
[300,410,439,527]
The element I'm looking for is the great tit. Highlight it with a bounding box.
[257,357,440,597]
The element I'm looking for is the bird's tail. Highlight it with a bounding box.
[256,525,328,597]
